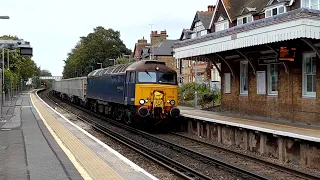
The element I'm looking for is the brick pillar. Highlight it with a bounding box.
[300,143,308,167]
[260,134,267,154]
[278,137,285,162]
[197,121,200,137]
[217,125,222,143]
[243,130,249,151]
[206,123,210,139]
[188,120,193,134]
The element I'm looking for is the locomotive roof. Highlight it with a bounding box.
[88,60,176,77]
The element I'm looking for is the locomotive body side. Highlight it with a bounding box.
[87,73,126,104]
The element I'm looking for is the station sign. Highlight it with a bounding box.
[279,46,296,61]
[20,47,33,56]
[258,57,281,65]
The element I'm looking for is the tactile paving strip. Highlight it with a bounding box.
[30,93,123,180]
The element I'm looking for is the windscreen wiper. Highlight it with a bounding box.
[145,70,152,78]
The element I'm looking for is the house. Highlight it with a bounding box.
[173,0,320,126]
[133,30,179,77]
[178,5,221,85]
[132,37,150,61]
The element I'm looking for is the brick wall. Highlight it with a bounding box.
[220,51,320,126]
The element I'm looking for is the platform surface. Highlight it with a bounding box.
[0,91,157,180]
[31,90,157,180]
[179,106,320,142]
[0,93,82,180]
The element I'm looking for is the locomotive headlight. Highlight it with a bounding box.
[139,99,145,105]
[169,100,175,105]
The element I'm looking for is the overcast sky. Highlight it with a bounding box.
[0,0,216,76]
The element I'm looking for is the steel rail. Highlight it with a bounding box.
[170,132,320,180]
[40,89,268,180]
[39,89,212,180]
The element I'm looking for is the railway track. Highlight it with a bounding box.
[38,89,319,180]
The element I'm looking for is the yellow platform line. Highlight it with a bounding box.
[180,109,320,133]
[30,93,123,180]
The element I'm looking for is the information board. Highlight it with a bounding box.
[224,73,231,93]
[256,71,266,95]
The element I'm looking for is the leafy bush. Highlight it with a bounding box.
[179,82,218,107]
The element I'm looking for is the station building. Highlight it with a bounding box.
[173,0,320,126]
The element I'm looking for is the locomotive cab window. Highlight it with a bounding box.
[159,72,177,84]
[138,71,157,83]
[129,72,136,83]
[137,71,177,84]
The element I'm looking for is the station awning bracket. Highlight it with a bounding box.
[203,55,222,77]
[236,50,256,75]
[215,53,235,77]
[301,38,320,59]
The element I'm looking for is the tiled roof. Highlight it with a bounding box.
[223,0,270,20]
[174,8,320,48]
[197,11,214,29]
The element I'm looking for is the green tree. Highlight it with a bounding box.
[62,26,132,78]
[40,69,52,76]
[115,57,130,64]
[0,35,40,92]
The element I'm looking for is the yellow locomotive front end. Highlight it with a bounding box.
[135,84,180,119]
[134,65,180,120]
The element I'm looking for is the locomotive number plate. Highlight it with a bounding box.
[153,100,163,107]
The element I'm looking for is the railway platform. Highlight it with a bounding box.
[179,106,320,142]
[178,106,320,170]
[0,90,157,180]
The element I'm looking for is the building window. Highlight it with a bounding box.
[240,61,248,95]
[302,0,320,10]
[215,20,229,32]
[303,53,317,97]
[176,59,180,69]
[237,15,253,25]
[268,64,278,95]
[265,6,286,18]
[192,21,204,38]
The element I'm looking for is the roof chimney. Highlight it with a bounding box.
[208,5,215,12]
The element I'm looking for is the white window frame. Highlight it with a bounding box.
[301,0,320,10]
[302,52,317,97]
[237,14,253,26]
[215,20,229,32]
[267,64,279,95]
[265,5,286,18]
[176,59,180,68]
[240,61,249,95]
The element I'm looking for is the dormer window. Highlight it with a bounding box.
[215,20,228,32]
[237,15,253,26]
[265,6,285,18]
[302,0,320,10]
[192,21,205,38]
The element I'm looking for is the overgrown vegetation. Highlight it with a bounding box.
[0,35,42,93]
[178,82,221,108]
